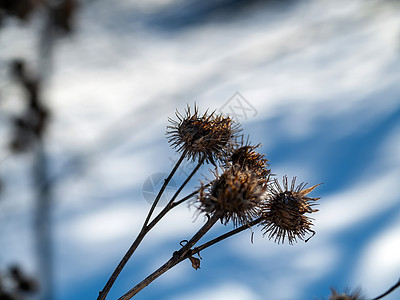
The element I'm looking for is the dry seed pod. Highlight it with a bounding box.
[329,288,364,300]
[225,138,271,180]
[198,167,267,227]
[167,105,240,164]
[260,176,320,244]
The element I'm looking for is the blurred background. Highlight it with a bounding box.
[1,0,400,299]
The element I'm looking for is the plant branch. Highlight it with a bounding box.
[371,278,400,300]
[144,158,205,234]
[97,150,187,300]
[171,182,211,209]
[143,150,187,228]
[171,189,198,208]
[118,255,183,300]
[118,213,222,300]
[168,157,204,208]
[192,217,263,256]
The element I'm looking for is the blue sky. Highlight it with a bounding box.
[1,0,400,299]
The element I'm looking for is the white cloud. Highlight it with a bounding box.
[173,282,262,300]
[292,245,340,278]
[228,230,340,299]
[351,211,400,299]
[262,276,306,300]
[378,123,400,170]
[315,170,400,235]
[61,202,144,244]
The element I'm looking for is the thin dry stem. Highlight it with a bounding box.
[171,182,211,208]
[192,217,263,255]
[143,158,205,236]
[143,149,188,227]
[371,278,400,300]
[118,213,221,300]
[97,150,187,300]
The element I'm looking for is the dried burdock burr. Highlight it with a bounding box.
[225,138,271,180]
[198,167,267,227]
[328,288,364,300]
[260,176,320,244]
[100,105,326,300]
[167,105,241,165]
[325,278,400,300]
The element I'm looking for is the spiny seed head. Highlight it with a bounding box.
[260,176,320,244]
[198,167,267,227]
[225,138,271,180]
[167,105,241,164]
[328,288,364,300]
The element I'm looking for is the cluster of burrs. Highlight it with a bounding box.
[168,105,320,245]
[99,105,400,300]
[98,104,322,300]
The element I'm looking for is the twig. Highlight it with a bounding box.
[143,150,187,227]
[143,158,205,233]
[97,150,187,300]
[118,213,222,300]
[371,278,400,300]
[192,217,263,256]
[171,182,211,209]
[171,189,199,208]
[167,157,204,209]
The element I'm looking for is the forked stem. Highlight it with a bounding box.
[144,157,205,231]
[171,182,211,209]
[192,217,262,255]
[97,150,187,300]
[118,213,221,300]
[143,150,188,227]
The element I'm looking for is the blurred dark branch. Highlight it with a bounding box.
[2,2,77,299]
[33,143,53,300]
[9,57,52,300]
[0,265,39,299]
[33,3,56,299]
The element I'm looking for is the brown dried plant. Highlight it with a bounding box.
[260,176,320,244]
[328,288,364,300]
[97,104,321,300]
[98,104,399,300]
[167,105,240,164]
[198,167,267,227]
